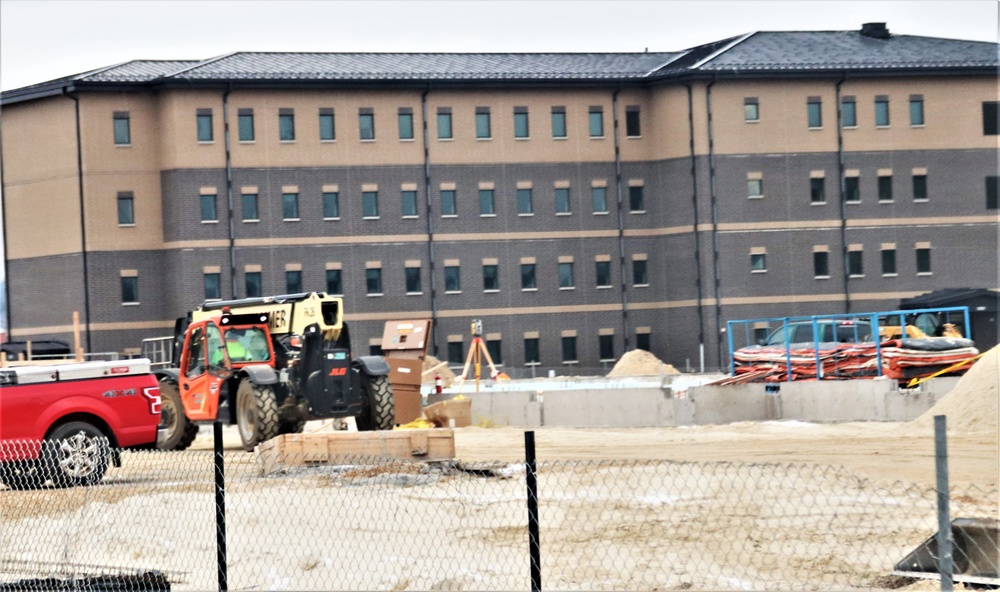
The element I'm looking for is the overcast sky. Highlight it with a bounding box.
[1,0,998,92]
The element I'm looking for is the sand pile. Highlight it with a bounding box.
[422,355,456,387]
[912,344,999,433]
[608,349,680,377]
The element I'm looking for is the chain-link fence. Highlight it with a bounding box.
[1,433,997,591]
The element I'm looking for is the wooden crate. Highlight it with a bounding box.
[257,429,454,474]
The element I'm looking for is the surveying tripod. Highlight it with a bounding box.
[455,319,503,392]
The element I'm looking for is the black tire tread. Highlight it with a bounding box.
[158,377,199,451]
[356,374,395,431]
[237,380,281,451]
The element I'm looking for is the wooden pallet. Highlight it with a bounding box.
[257,429,455,474]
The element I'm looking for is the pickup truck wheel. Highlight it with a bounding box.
[157,377,198,451]
[1,461,42,490]
[355,374,395,431]
[236,379,280,451]
[43,421,110,487]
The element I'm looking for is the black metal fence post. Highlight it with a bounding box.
[934,415,953,592]
[525,430,541,592]
[214,421,228,592]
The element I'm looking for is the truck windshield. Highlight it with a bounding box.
[223,328,271,362]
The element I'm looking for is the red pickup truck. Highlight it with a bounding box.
[0,359,162,489]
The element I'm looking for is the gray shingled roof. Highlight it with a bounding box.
[83,60,202,82]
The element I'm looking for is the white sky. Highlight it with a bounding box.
[1,0,998,92]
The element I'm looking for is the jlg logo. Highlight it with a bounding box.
[328,368,347,377]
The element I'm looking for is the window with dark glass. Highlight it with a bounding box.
[629,186,645,211]
[913,175,928,201]
[365,268,382,294]
[551,106,567,138]
[363,191,379,218]
[514,107,529,138]
[196,109,213,142]
[483,264,499,291]
[479,189,495,216]
[319,108,335,140]
[744,98,759,122]
[279,109,295,141]
[807,98,822,128]
[437,108,452,140]
[810,178,825,203]
[813,252,829,277]
[558,262,574,288]
[909,96,924,126]
[285,270,302,293]
[204,273,221,300]
[555,188,571,214]
[878,176,893,202]
[121,276,138,303]
[592,186,608,213]
[405,267,422,293]
[245,272,262,298]
[369,344,384,356]
[200,194,217,222]
[595,261,611,287]
[747,179,763,198]
[983,102,1000,135]
[916,248,932,274]
[599,334,615,361]
[323,192,339,218]
[486,339,503,364]
[633,260,648,285]
[588,106,603,137]
[875,97,890,126]
[636,332,651,352]
[282,193,299,219]
[241,193,258,221]
[326,269,343,295]
[841,98,857,127]
[117,192,134,225]
[848,251,864,276]
[476,107,491,139]
[397,109,414,140]
[845,177,860,203]
[402,190,418,217]
[987,176,999,209]
[881,249,897,275]
[440,189,457,216]
[113,112,130,145]
[625,106,641,137]
[520,264,537,290]
[561,336,577,362]
[445,266,461,292]
[750,253,767,272]
[448,341,464,365]
[360,109,375,140]
[524,337,540,364]
[238,109,254,141]
[517,188,533,214]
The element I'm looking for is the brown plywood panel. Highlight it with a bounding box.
[257,429,455,474]
[381,319,432,353]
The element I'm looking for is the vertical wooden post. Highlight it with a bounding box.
[73,311,83,361]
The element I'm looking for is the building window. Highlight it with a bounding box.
[397,109,413,141]
[744,98,759,122]
[369,344,384,356]
[841,98,857,127]
[875,98,890,127]
[121,276,138,304]
[983,102,999,135]
[599,334,615,361]
[242,193,259,221]
[319,108,335,141]
[558,262,574,288]
[285,270,302,293]
[916,247,932,274]
[200,194,217,222]
[632,260,648,286]
[636,332,651,352]
[913,174,928,201]
[807,98,822,128]
[848,250,864,277]
[402,190,418,217]
[524,337,540,365]
[365,268,382,295]
[881,249,897,275]
[245,272,262,298]
[595,261,611,287]
[405,267,422,293]
[323,192,340,219]
[486,339,503,365]
[909,98,924,126]
[747,179,763,199]
[238,109,254,142]
[447,341,464,365]
[561,336,577,363]
[554,188,571,214]
[113,112,130,145]
[750,253,767,273]
[845,176,861,203]
[476,108,491,139]
[514,107,529,138]
[445,266,461,292]
[282,192,300,220]
[987,176,999,209]
[588,107,603,138]
[878,175,893,202]
[483,264,499,291]
[196,110,213,142]
[625,106,641,137]
[520,263,537,290]
[326,269,343,295]
[592,186,608,213]
[629,186,645,212]
[437,108,452,140]
[279,110,295,141]
[517,188,533,215]
[813,251,830,278]
[363,191,379,218]
[810,178,825,204]
[552,107,567,139]
[440,189,457,216]
[360,109,375,140]
[204,273,221,300]
[479,189,495,216]
[117,192,135,225]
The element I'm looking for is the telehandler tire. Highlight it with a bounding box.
[356,374,395,431]
[157,377,198,451]
[236,379,280,451]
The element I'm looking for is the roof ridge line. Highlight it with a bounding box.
[76,59,142,82]
[644,53,686,76]
[164,52,240,78]
[689,31,757,70]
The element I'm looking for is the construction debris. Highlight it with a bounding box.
[608,349,680,377]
